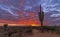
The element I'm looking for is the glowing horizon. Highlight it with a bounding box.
[0,23,40,26]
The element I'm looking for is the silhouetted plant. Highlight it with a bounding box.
[3,24,8,31]
[38,5,44,27]
[38,5,44,33]
[8,31,17,37]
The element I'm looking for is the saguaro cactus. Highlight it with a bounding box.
[38,5,44,27]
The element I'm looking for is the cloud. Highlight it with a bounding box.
[24,6,32,10]
[0,4,19,16]
[50,14,60,17]
[39,0,60,13]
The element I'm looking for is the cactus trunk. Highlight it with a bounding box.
[38,5,44,27]
[41,21,43,27]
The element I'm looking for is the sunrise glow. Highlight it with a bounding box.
[31,24,40,26]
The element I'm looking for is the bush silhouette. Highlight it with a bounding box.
[3,24,8,31]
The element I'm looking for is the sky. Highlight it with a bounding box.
[0,0,60,26]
